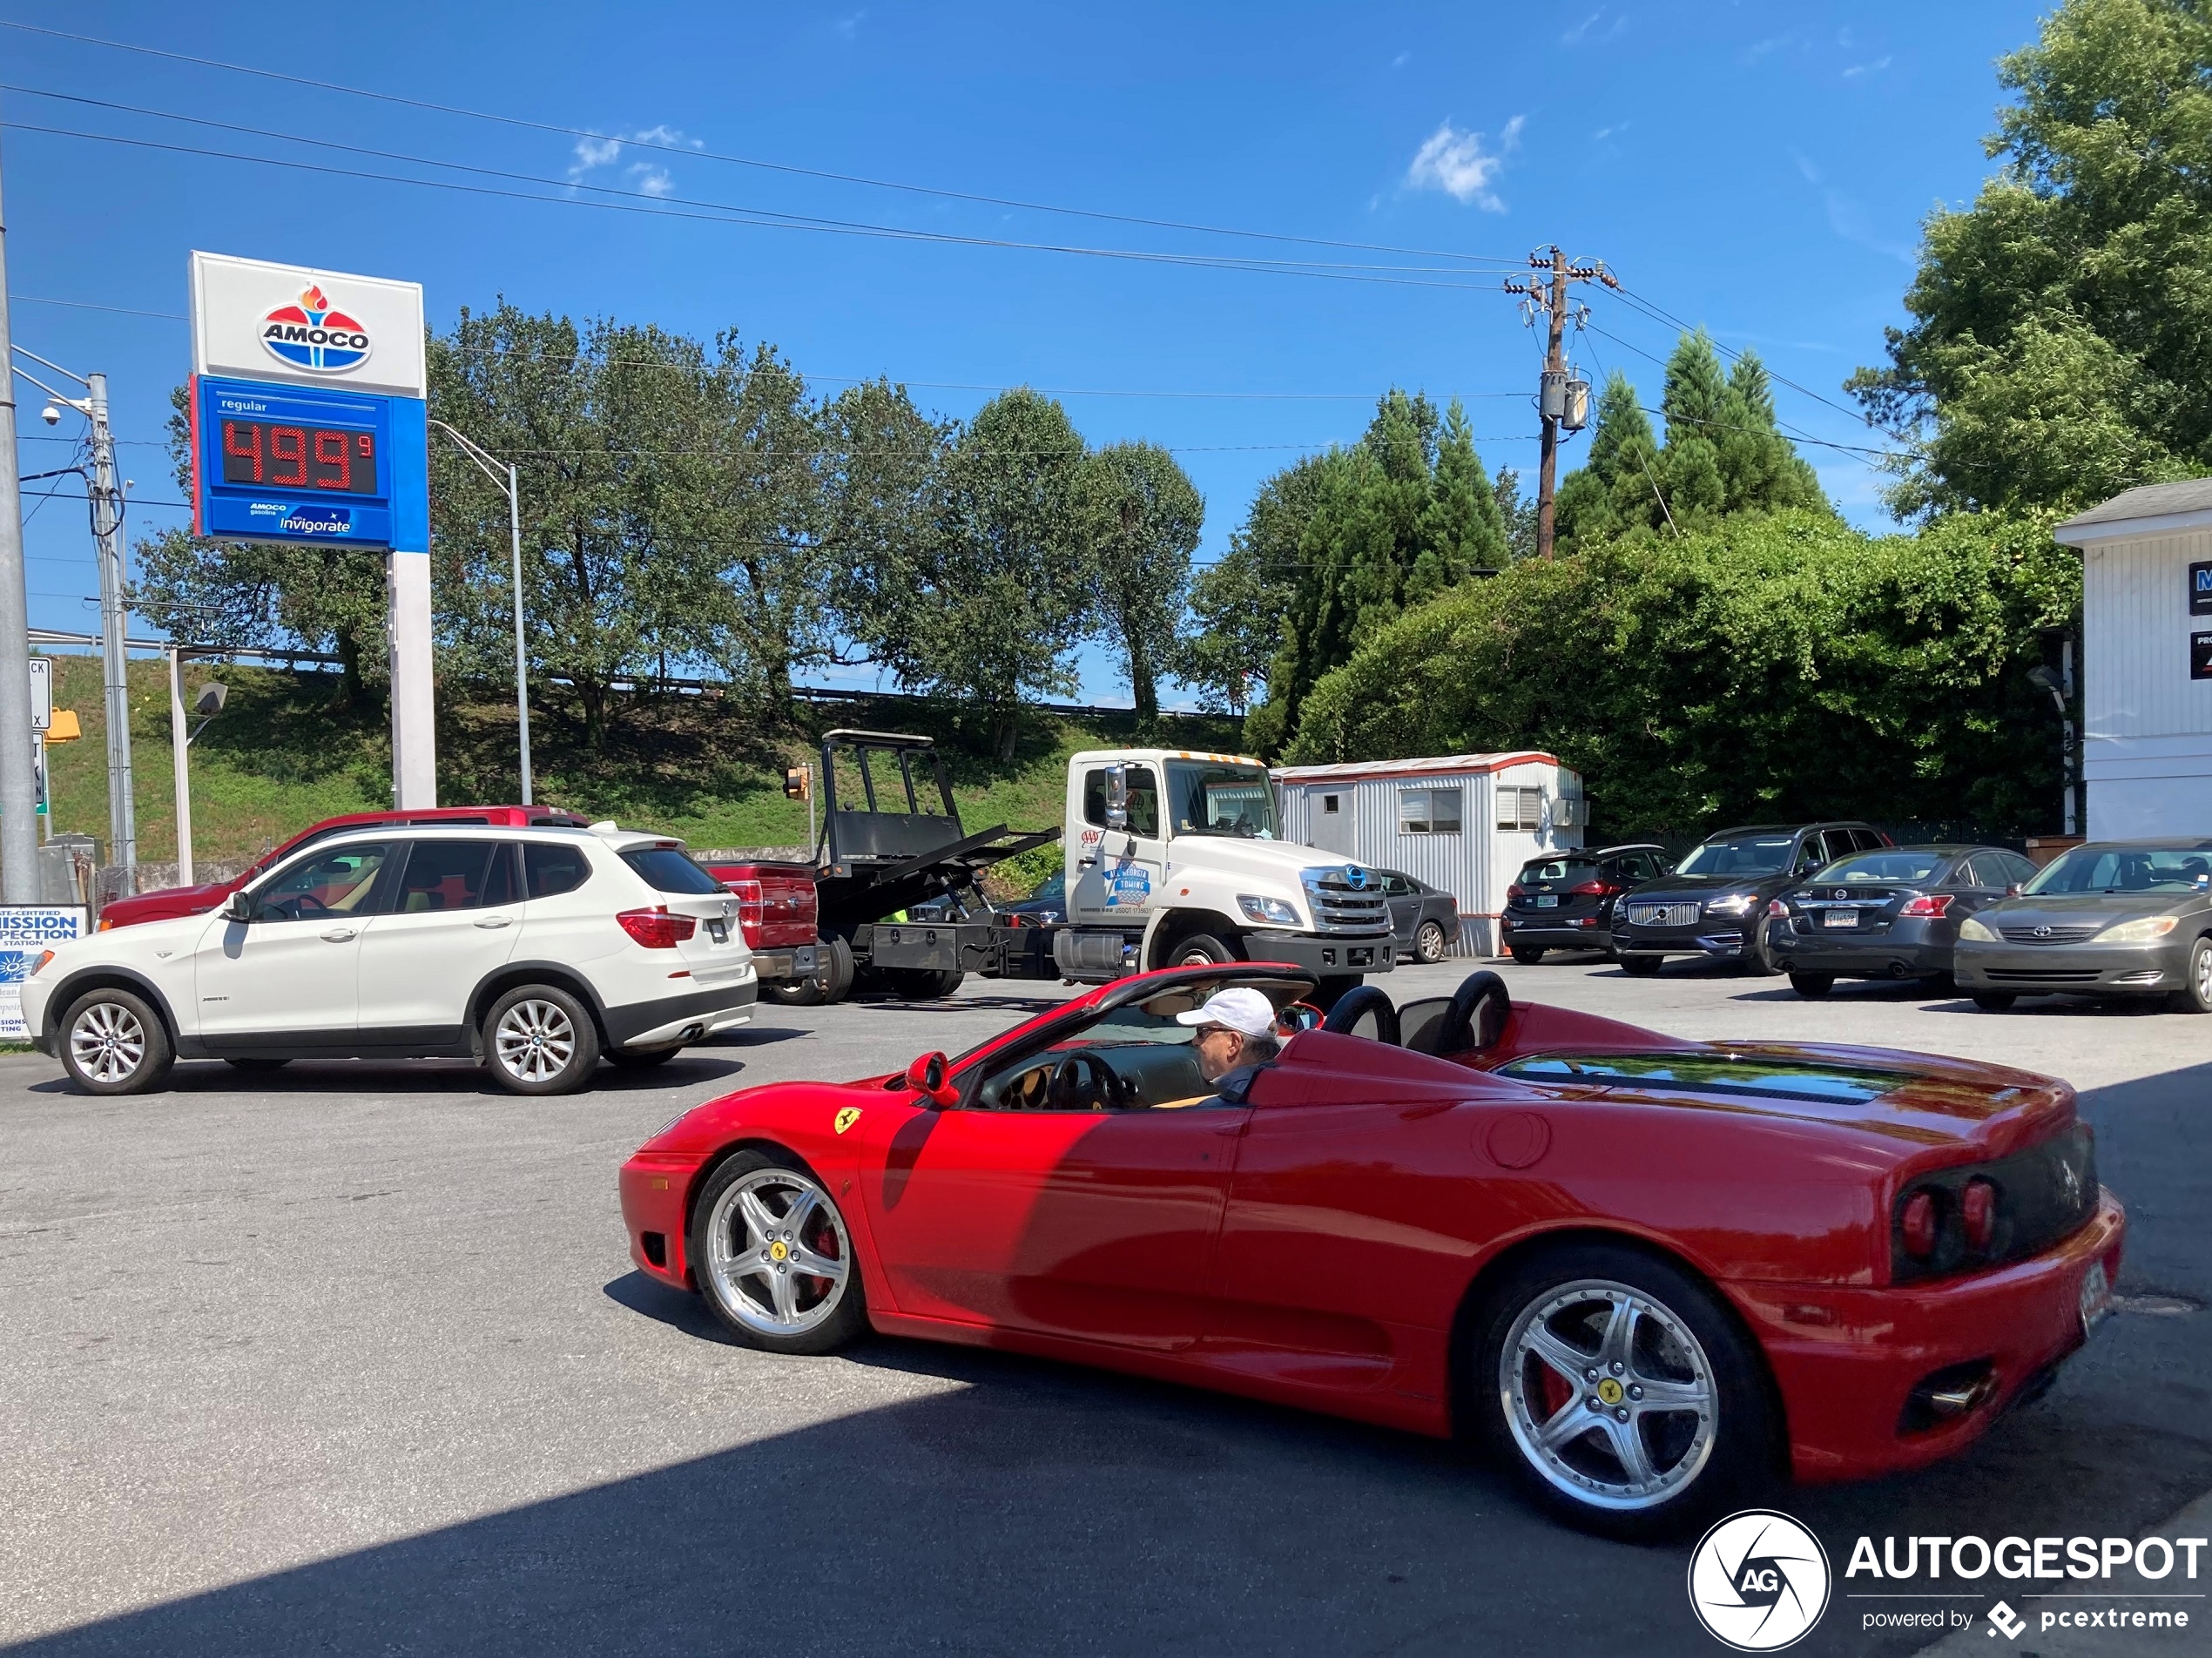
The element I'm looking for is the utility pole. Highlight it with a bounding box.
[1504,246,1617,560]
[0,134,40,901]
[86,374,135,886]
[428,421,532,804]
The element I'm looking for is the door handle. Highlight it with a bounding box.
[473,914,513,929]
[1077,856,1098,869]
[320,927,357,942]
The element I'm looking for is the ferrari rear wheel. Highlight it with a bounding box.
[690,1152,866,1355]
[1467,1243,1777,1541]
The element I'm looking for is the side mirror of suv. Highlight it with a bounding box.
[219,889,252,923]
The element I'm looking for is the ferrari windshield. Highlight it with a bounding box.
[2026,844,2212,895]
[1167,761,1279,839]
[1498,1052,1912,1106]
[1675,835,1795,877]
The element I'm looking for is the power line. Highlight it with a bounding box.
[0,20,1531,270]
[4,85,1506,284]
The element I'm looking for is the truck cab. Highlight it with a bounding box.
[1054,748,1395,993]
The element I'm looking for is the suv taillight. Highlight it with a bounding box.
[1507,883,1526,900]
[617,907,697,948]
[1570,880,1621,897]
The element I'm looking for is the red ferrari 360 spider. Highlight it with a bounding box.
[617,965,2122,1537]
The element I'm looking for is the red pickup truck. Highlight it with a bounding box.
[97,805,590,930]
[698,859,834,1002]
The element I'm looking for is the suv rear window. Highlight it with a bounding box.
[621,847,726,895]
[1521,858,1595,883]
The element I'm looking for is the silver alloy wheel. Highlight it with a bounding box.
[1499,1277,1718,1511]
[702,1167,852,1337]
[70,1001,145,1086]
[2197,941,2212,1005]
[494,998,577,1084]
[1416,920,1447,963]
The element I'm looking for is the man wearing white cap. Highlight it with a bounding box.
[1174,986,1283,1104]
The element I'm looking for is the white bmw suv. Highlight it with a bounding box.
[23,824,757,1095]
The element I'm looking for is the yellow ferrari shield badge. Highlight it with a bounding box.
[833,1107,863,1136]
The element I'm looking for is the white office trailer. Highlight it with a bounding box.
[1273,751,1588,956]
[2054,481,2212,838]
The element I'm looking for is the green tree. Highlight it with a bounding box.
[428,303,725,747]
[860,388,1090,758]
[1553,370,1662,547]
[1076,441,1203,722]
[1492,466,1538,562]
[1283,509,2079,836]
[1239,389,1510,753]
[1848,0,2212,514]
[1181,455,1323,713]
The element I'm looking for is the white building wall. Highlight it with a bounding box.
[2080,531,2212,839]
[1275,757,1584,957]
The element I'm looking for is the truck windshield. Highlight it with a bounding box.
[1166,761,1279,839]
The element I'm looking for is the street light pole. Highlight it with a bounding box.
[0,136,43,901]
[429,421,532,805]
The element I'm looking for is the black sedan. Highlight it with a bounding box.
[1374,870,1460,963]
[1499,844,1669,962]
[1612,821,1892,974]
[997,868,1066,927]
[1766,844,2038,997]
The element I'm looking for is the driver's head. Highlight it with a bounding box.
[1177,987,1281,1082]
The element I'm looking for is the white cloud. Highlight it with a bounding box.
[1841,56,1892,78]
[568,125,701,191]
[1391,50,1411,68]
[1591,121,1630,143]
[837,9,867,38]
[1405,116,1524,210]
[1562,7,1626,46]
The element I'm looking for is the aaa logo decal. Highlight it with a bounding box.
[260,282,373,373]
[833,1107,862,1136]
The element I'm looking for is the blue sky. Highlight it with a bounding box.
[3,1,2047,704]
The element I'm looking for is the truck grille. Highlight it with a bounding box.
[1625,901,1699,928]
[1301,868,1390,934]
[2000,925,2100,945]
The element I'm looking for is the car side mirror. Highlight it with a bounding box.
[220,889,252,923]
[2006,883,2023,898]
[1103,764,1130,833]
[904,1051,958,1107]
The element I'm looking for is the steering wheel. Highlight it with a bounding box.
[1322,984,1401,1045]
[1431,970,1513,1056]
[1048,1050,1129,1113]
[293,893,331,915]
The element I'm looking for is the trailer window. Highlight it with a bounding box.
[1405,786,1467,834]
[1166,762,1278,839]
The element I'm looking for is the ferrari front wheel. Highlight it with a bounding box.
[1467,1243,1777,1541]
[689,1152,866,1355]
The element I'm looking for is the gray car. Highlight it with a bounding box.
[1954,838,2212,1014]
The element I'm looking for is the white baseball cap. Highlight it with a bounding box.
[1175,986,1278,1038]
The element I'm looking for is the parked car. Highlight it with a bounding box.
[997,869,1067,927]
[1612,822,1892,975]
[1500,844,1669,962]
[96,804,590,930]
[622,962,2121,1540]
[698,858,828,1004]
[1767,844,2039,998]
[24,824,756,1095]
[1955,838,2212,1014]
[1373,869,1460,963]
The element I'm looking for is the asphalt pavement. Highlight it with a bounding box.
[2,953,2209,1656]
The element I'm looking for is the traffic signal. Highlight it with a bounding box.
[784,765,810,801]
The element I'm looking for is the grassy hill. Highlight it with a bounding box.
[39,655,1243,897]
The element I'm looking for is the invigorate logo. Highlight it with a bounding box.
[1687,1510,1831,1651]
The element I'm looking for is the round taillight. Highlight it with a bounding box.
[1962,1179,1996,1250]
[1766,899,1789,917]
[1901,1190,1939,1258]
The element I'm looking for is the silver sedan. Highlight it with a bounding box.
[1954,839,2212,1013]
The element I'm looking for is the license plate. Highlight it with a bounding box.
[1532,894,1559,909]
[2080,1260,2113,1337]
[793,945,817,974]
[1821,909,1858,928]
[706,919,729,944]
